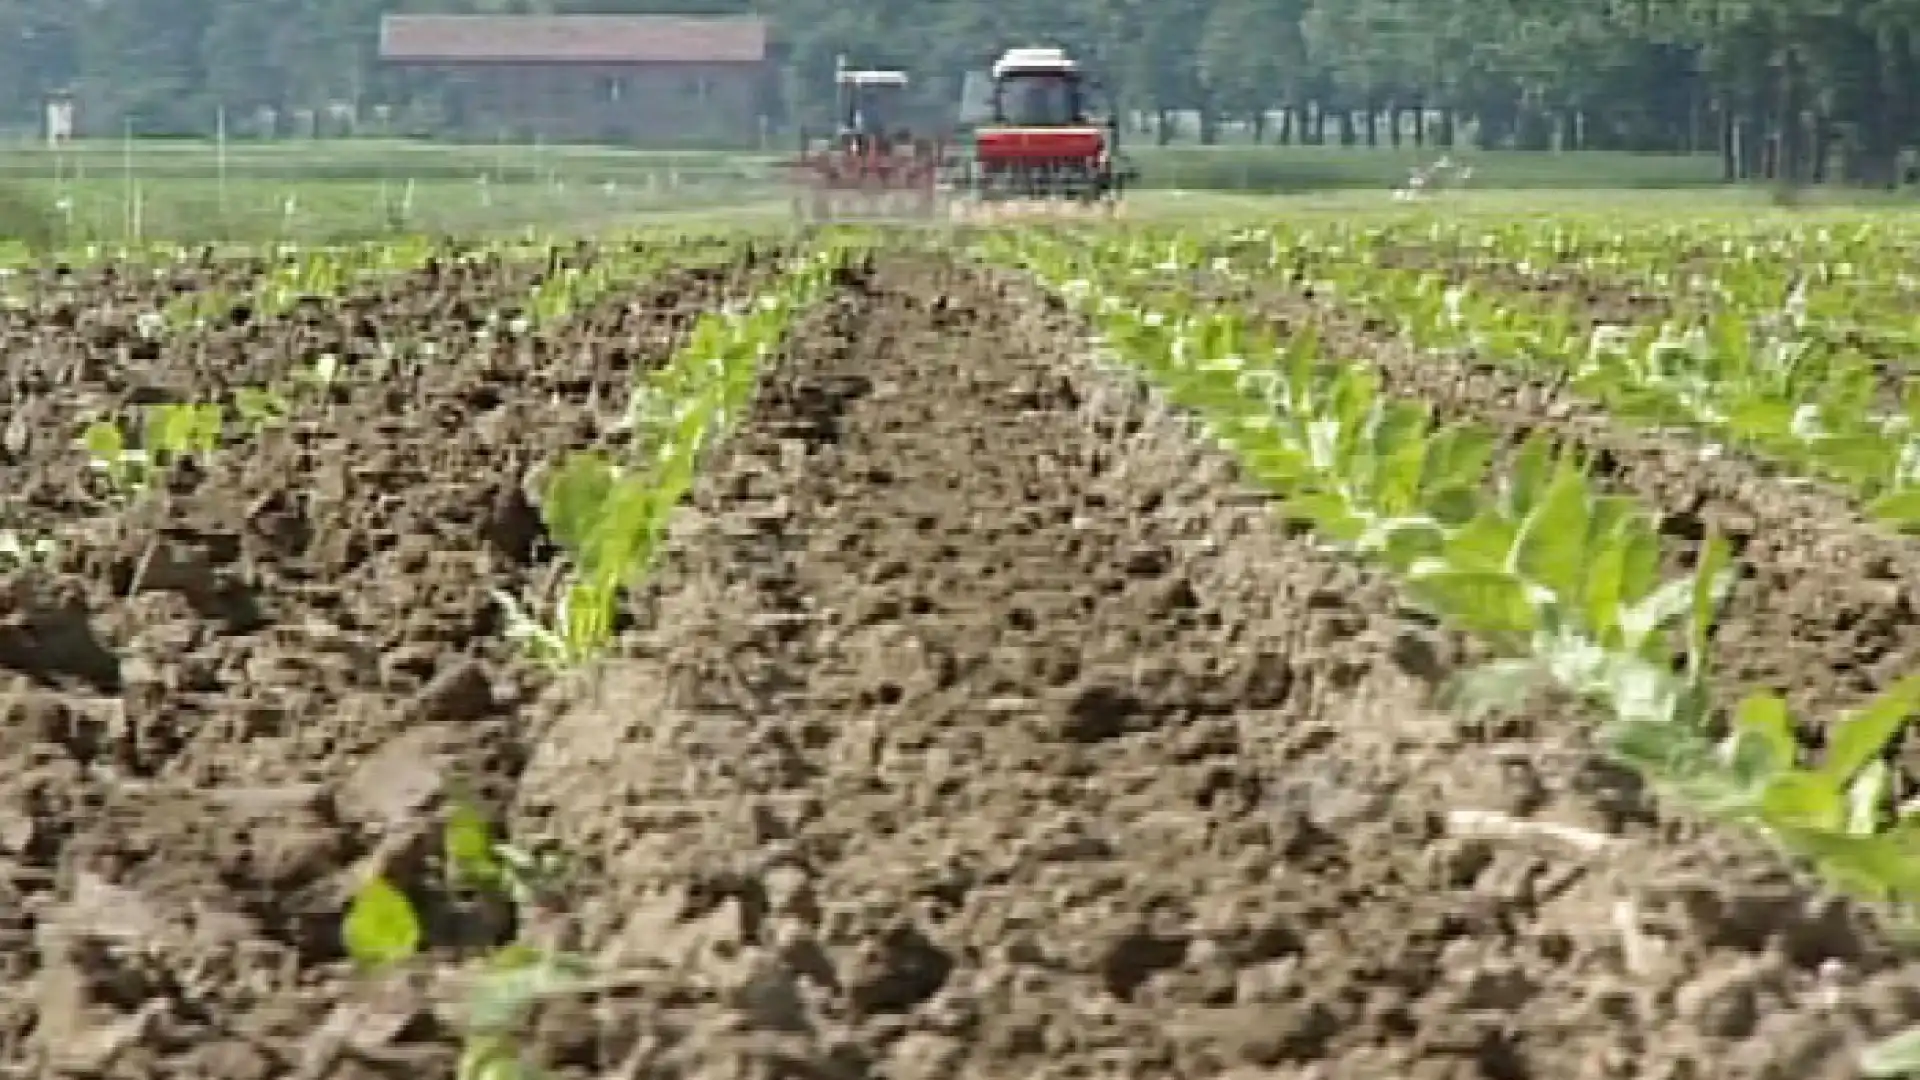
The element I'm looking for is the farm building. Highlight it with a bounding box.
[378,14,771,146]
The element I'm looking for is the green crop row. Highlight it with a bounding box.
[1228,218,1920,357]
[342,237,857,1080]
[977,228,1920,1077]
[491,242,851,667]
[1102,224,1920,535]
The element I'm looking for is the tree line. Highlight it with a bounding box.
[0,0,1913,184]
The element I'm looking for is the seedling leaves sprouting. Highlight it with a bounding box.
[342,876,421,971]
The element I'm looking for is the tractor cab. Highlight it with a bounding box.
[973,46,1111,179]
[948,44,1134,209]
[989,48,1090,127]
[835,65,911,151]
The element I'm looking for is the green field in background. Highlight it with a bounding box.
[2,138,1724,189]
[0,137,1742,245]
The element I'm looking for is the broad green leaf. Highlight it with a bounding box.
[1595,651,1688,727]
[1665,767,1764,818]
[1724,398,1796,442]
[1378,521,1444,570]
[1862,1024,1920,1078]
[563,578,616,658]
[1759,772,1845,832]
[1239,444,1310,487]
[1406,568,1537,637]
[1817,434,1897,487]
[1442,658,1547,717]
[1282,325,1318,411]
[542,453,616,557]
[1821,674,1920,785]
[1603,718,1719,789]
[1583,536,1627,645]
[1420,424,1495,494]
[1328,369,1377,464]
[1686,530,1732,683]
[1277,493,1364,542]
[465,950,594,1032]
[1605,384,1684,425]
[1206,412,1263,448]
[1511,460,1591,609]
[1848,759,1891,836]
[1868,488,1920,531]
[1504,434,1555,517]
[445,801,501,888]
[342,876,421,971]
[1569,365,1625,404]
[1619,574,1691,652]
[1369,405,1431,514]
[142,407,179,456]
[1729,692,1796,779]
[82,422,124,460]
[1445,511,1517,573]
[1425,484,1481,526]
[1614,517,1664,605]
[1780,822,1920,899]
[1583,496,1639,550]
[1707,310,1750,380]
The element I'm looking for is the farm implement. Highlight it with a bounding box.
[784,62,948,222]
[947,46,1136,221]
[784,46,1136,224]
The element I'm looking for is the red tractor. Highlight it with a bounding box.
[952,46,1135,215]
[785,61,948,221]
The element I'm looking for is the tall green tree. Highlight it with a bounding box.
[4,0,1920,185]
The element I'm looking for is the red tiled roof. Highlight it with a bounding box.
[379,15,768,64]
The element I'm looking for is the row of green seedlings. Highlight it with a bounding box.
[984,230,1920,1077]
[1129,227,1920,535]
[1267,216,1901,316]
[0,237,239,268]
[1379,218,1912,345]
[154,232,736,336]
[81,358,340,493]
[82,237,766,517]
[510,234,745,333]
[59,360,342,595]
[158,236,452,331]
[494,243,848,665]
[338,241,854,1080]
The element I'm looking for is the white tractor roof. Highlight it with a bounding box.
[838,69,909,86]
[992,46,1078,77]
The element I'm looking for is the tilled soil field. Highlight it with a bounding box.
[3,246,1918,1080]
[509,255,1920,1079]
[1,241,713,481]
[0,249,772,1078]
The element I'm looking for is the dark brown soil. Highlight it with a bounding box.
[0,249,772,1079]
[0,241,722,501]
[503,255,1920,1079]
[2,247,1916,1079]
